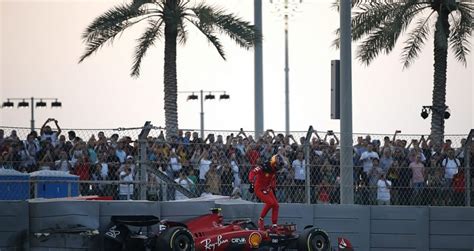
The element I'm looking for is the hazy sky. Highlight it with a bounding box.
[1,0,472,135]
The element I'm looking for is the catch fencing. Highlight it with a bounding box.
[0,125,472,207]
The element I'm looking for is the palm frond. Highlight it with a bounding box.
[131,0,154,10]
[191,4,260,49]
[331,0,380,11]
[333,0,430,48]
[79,4,152,63]
[177,1,189,45]
[355,1,431,65]
[177,20,188,45]
[449,6,472,66]
[356,28,388,65]
[401,12,435,69]
[187,18,226,59]
[131,19,163,77]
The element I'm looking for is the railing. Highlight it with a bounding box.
[0,178,471,206]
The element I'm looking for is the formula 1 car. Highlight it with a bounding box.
[104,208,353,251]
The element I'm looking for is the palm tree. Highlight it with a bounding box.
[79,0,260,139]
[335,0,473,145]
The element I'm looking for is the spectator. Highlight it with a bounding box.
[74,155,91,195]
[380,148,393,174]
[168,149,182,178]
[7,130,20,141]
[427,165,445,206]
[205,162,221,195]
[90,163,105,196]
[354,136,367,157]
[452,167,465,206]
[187,169,198,194]
[109,133,119,149]
[70,140,87,165]
[147,172,161,201]
[409,154,426,205]
[119,164,134,200]
[119,155,136,175]
[95,131,109,154]
[320,160,337,203]
[54,151,72,172]
[198,150,212,194]
[67,131,77,144]
[87,137,98,164]
[40,118,61,146]
[292,151,306,203]
[230,154,241,189]
[368,159,383,205]
[174,170,194,200]
[441,148,461,187]
[360,144,379,174]
[377,173,392,205]
[220,164,234,196]
[441,148,461,205]
[317,179,331,204]
[387,160,401,205]
[38,140,55,166]
[98,153,109,178]
[115,141,127,164]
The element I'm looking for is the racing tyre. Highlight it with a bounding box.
[155,226,194,251]
[297,227,331,251]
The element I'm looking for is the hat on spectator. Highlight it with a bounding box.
[126,155,134,160]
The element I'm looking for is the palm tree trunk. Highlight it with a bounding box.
[430,9,450,146]
[163,17,179,139]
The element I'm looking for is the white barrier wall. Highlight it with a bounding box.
[1,199,474,251]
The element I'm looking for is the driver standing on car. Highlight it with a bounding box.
[249,154,285,230]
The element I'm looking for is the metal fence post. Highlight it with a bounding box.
[305,126,313,204]
[139,139,147,200]
[138,122,152,200]
[465,129,473,206]
[67,181,71,197]
[34,181,38,199]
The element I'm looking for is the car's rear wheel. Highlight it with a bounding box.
[297,228,331,251]
[155,226,194,251]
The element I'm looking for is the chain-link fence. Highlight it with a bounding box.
[0,125,472,206]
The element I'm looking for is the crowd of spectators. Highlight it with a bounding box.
[0,120,473,206]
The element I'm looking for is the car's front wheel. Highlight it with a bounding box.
[155,226,194,251]
[297,227,331,251]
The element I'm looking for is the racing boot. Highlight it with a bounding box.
[258,217,265,230]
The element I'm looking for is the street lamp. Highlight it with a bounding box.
[180,90,230,138]
[420,105,451,120]
[270,0,302,135]
[1,97,62,132]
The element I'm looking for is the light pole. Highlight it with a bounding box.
[254,0,264,139]
[180,90,230,138]
[1,97,62,132]
[339,0,354,204]
[270,0,302,135]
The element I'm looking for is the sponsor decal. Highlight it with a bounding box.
[105,226,120,239]
[158,224,167,232]
[231,237,246,244]
[339,238,347,248]
[200,235,229,250]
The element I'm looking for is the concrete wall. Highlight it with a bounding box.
[1,199,474,251]
[0,201,28,251]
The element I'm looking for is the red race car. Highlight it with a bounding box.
[104,208,353,251]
